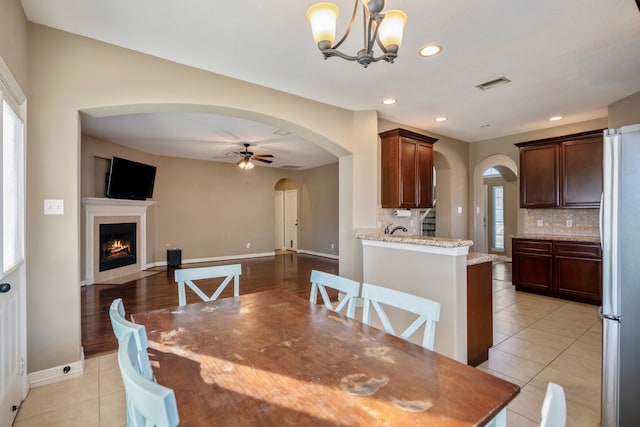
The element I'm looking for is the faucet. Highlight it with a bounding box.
[384,223,407,234]
[390,225,408,234]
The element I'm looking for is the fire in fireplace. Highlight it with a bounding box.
[99,222,137,272]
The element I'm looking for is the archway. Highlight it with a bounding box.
[472,155,518,257]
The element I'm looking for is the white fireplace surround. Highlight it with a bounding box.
[82,197,156,285]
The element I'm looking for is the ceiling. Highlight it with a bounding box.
[21,0,640,167]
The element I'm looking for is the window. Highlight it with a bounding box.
[1,85,25,272]
[483,167,501,177]
[491,185,504,251]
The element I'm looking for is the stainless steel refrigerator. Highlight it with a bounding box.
[601,124,640,427]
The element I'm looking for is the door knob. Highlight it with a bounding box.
[0,283,10,293]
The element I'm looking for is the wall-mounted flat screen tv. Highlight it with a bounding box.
[106,156,157,200]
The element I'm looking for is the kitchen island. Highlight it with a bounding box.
[357,231,489,364]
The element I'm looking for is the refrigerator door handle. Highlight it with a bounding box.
[602,130,621,318]
[599,192,604,249]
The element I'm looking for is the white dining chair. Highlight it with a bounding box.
[118,331,180,427]
[361,282,441,350]
[540,382,566,427]
[309,270,360,319]
[174,263,242,306]
[109,298,153,381]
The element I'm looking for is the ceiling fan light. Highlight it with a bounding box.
[307,3,339,50]
[378,10,407,52]
[238,159,254,170]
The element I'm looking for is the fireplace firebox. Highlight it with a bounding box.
[99,222,137,272]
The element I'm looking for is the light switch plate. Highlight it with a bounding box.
[44,199,64,215]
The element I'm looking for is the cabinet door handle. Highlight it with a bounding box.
[0,283,11,293]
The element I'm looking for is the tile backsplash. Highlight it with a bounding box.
[377,207,422,235]
[523,208,599,236]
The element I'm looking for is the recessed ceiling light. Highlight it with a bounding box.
[435,117,448,122]
[382,98,397,105]
[273,129,291,136]
[419,44,442,57]
[549,116,563,122]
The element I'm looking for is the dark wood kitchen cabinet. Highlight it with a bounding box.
[561,136,603,208]
[513,238,601,304]
[512,239,553,291]
[380,128,437,208]
[518,144,560,208]
[516,130,603,208]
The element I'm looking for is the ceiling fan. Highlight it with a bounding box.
[232,143,274,170]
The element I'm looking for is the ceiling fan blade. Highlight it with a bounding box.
[253,154,274,158]
[254,158,273,164]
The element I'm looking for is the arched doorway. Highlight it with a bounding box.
[473,155,518,257]
[274,178,298,253]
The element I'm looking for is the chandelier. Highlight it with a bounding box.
[306,0,407,68]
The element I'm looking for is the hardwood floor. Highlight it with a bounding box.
[81,253,339,357]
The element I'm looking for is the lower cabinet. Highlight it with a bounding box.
[513,238,601,304]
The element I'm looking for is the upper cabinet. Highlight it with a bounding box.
[516,130,603,208]
[380,128,438,208]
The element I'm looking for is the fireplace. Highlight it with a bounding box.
[99,222,137,272]
[82,197,155,285]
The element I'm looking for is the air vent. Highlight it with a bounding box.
[475,76,511,91]
[279,165,303,169]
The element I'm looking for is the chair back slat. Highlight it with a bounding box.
[361,283,441,351]
[540,382,567,427]
[118,332,180,427]
[174,264,241,306]
[109,299,153,380]
[309,270,360,319]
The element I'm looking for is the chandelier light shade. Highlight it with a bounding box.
[306,3,339,49]
[378,10,407,52]
[306,0,407,68]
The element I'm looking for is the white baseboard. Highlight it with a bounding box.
[29,352,84,388]
[297,250,339,260]
[145,251,276,269]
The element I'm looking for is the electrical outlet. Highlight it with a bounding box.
[566,219,573,228]
[537,219,544,227]
[331,243,335,249]
[246,242,251,249]
[457,207,462,214]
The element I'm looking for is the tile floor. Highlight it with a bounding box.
[13,262,602,426]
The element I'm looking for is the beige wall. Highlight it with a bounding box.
[298,163,340,256]
[81,134,339,271]
[608,91,640,128]
[26,24,368,372]
[0,0,28,90]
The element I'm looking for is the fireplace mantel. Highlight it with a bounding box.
[82,197,156,285]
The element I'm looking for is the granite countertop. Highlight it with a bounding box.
[356,230,474,248]
[466,252,498,266]
[512,234,600,243]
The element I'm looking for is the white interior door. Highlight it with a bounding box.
[284,190,298,251]
[1,267,26,427]
[0,61,28,427]
[274,191,284,250]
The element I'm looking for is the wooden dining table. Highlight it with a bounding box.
[131,290,519,426]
